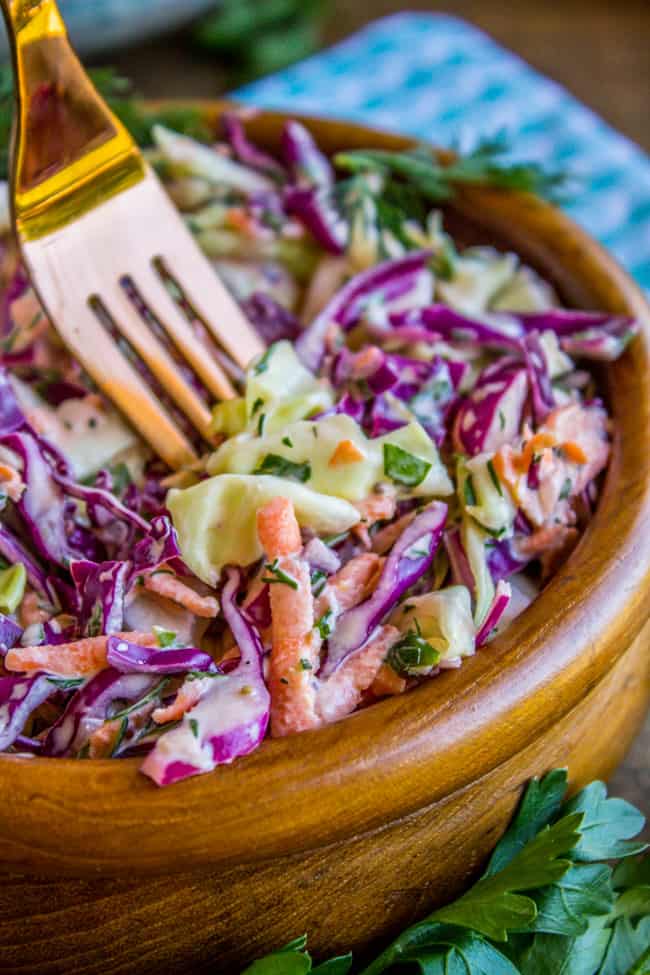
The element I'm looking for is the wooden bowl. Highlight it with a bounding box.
[1,105,649,975]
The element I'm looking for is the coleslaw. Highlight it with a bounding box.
[0,115,638,785]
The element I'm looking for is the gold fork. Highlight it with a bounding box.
[0,0,265,468]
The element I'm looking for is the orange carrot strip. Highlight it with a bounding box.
[316,625,400,724]
[314,552,383,618]
[143,573,219,618]
[371,663,407,698]
[562,440,588,464]
[0,463,24,502]
[516,432,557,474]
[372,510,417,554]
[153,678,207,725]
[268,556,319,738]
[256,496,302,559]
[88,719,123,759]
[328,439,365,467]
[353,489,397,525]
[5,631,155,677]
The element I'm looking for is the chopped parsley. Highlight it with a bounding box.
[310,569,327,597]
[323,531,348,547]
[498,409,506,431]
[463,473,477,507]
[252,346,274,375]
[314,610,334,639]
[487,459,503,497]
[256,412,266,436]
[262,559,299,590]
[153,626,177,649]
[110,716,129,757]
[189,718,200,739]
[253,453,311,482]
[387,628,440,675]
[559,477,573,501]
[383,443,432,487]
[298,658,313,671]
[281,436,294,448]
[250,396,265,417]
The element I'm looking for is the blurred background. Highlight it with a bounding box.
[6,0,645,151]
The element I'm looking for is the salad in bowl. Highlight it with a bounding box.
[0,112,638,786]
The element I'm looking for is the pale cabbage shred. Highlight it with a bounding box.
[4,119,603,779]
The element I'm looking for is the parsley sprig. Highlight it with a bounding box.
[241,769,649,975]
[335,134,572,206]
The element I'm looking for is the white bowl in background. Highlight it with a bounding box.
[1,0,218,57]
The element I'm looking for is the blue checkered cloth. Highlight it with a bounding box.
[236,13,650,292]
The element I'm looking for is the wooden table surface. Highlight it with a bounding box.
[111,0,649,820]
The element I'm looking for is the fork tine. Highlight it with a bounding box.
[150,185,266,370]
[38,294,197,469]
[101,284,214,437]
[133,262,236,401]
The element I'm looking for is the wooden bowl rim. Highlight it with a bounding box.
[1,103,649,878]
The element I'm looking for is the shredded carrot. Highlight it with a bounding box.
[314,552,383,618]
[143,573,219,618]
[153,678,206,725]
[225,207,258,238]
[5,631,155,677]
[328,438,365,467]
[353,489,397,525]
[256,496,302,559]
[316,625,400,723]
[0,463,24,502]
[562,440,589,464]
[350,346,383,379]
[372,510,417,554]
[371,663,407,698]
[516,432,557,474]
[88,720,123,759]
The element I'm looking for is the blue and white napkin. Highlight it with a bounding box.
[236,13,650,292]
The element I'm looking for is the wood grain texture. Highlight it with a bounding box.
[0,106,649,973]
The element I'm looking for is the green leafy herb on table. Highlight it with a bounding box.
[240,770,650,975]
[193,0,328,83]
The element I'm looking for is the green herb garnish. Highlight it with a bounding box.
[46,676,85,692]
[314,610,334,640]
[464,473,477,506]
[253,346,274,376]
[335,134,571,205]
[383,443,432,487]
[262,559,299,590]
[110,716,129,757]
[253,454,312,483]
[189,718,200,739]
[487,459,503,497]
[251,396,265,417]
[241,770,649,975]
[282,436,294,448]
[153,626,177,649]
[559,477,573,501]
[110,679,170,721]
[310,569,327,597]
[387,628,440,675]
[257,412,267,436]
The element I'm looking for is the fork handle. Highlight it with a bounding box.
[0,0,144,240]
